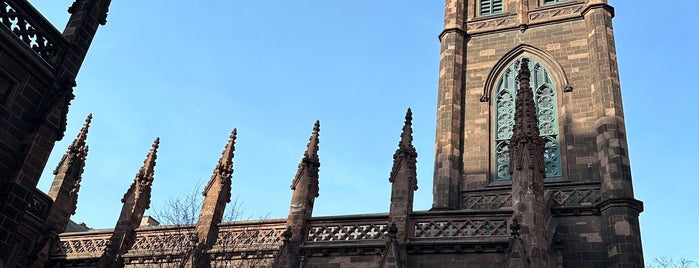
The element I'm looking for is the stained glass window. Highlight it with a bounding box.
[494,58,562,181]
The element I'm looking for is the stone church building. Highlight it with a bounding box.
[0,0,644,267]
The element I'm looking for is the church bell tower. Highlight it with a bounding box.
[432,0,644,266]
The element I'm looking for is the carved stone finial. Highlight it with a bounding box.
[216,128,237,179]
[191,129,238,268]
[291,121,321,196]
[68,113,92,154]
[388,223,398,238]
[389,108,418,190]
[202,128,237,203]
[102,137,159,267]
[305,120,321,162]
[399,108,415,152]
[125,137,159,204]
[140,137,160,179]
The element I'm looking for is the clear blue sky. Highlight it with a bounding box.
[31,0,698,263]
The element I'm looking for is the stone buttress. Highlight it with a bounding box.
[0,0,113,262]
[28,114,91,267]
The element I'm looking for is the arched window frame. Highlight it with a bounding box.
[491,57,564,182]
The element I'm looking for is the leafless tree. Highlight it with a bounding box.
[147,181,276,268]
[648,257,698,268]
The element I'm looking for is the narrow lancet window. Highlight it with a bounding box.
[494,58,561,181]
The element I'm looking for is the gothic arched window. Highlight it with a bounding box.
[494,58,562,181]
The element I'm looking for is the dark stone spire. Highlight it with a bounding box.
[202,128,236,203]
[389,108,418,189]
[49,113,92,212]
[98,138,159,268]
[28,114,92,267]
[507,58,549,268]
[387,108,418,267]
[189,129,237,268]
[278,121,321,268]
[509,58,545,175]
[65,113,91,164]
[290,120,320,197]
[127,137,159,208]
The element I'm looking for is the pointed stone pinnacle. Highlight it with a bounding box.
[399,108,414,150]
[304,120,320,162]
[220,128,237,164]
[68,113,92,153]
[390,108,418,189]
[139,137,159,180]
[512,58,541,141]
[77,113,92,141]
[210,128,237,188]
[509,58,545,174]
[291,121,321,191]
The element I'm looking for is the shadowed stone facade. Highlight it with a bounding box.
[0,0,643,267]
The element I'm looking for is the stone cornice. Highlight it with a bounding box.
[596,197,644,213]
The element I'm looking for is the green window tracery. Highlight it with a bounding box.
[494,58,562,181]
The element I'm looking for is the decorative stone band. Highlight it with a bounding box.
[55,208,579,260]
[212,220,287,252]
[126,226,196,254]
[0,0,67,65]
[466,2,587,35]
[56,231,111,257]
[528,2,585,23]
[462,184,602,211]
[414,219,509,238]
[55,220,287,260]
[307,223,388,242]
[466,14,517,34]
